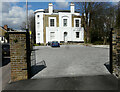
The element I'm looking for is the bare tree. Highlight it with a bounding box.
[75,2,117,44]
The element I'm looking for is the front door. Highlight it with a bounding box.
[64,32,67,43]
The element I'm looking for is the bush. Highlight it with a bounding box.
[92,41,104,45]
[33,43,45,46]
[33,44,40,46]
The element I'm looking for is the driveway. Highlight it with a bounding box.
[4,45,118,90]
[32,45,110,79]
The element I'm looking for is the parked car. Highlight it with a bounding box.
[2,43,10,56]
[51,41,60,47]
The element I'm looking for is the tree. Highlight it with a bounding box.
[29,15,35,44]
[20,14,35,44]
[75,2,117,44]
[116,2,120,28]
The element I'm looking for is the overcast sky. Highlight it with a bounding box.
[1,0,120,30]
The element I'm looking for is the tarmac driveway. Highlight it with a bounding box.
[31,45,110,79]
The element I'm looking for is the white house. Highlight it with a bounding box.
[0,27,7,43]
[34,3,84,44]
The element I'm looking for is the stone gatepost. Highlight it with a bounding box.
[112,29,120,78]
[9,32,31,82]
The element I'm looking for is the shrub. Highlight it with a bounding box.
[92,41,104,45]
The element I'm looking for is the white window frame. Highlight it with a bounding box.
[49,17,56,27]
[74,18,81,27]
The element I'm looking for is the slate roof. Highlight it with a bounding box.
[35,9,79,13]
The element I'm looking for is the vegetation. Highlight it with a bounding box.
[33,43,44,46]
[75,2,119,45]
[21,2,120,45]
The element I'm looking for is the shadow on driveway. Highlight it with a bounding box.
[31,60,47,78]
[3,74,118,91]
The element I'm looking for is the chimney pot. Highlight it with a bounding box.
[70,2,75,13]
[49,3,53,14]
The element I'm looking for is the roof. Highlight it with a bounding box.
[34,9,80,14]
[0,27,7,36]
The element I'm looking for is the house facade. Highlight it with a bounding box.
[0,26,7,43]
[35,3,84,44]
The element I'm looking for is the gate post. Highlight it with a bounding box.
[9,31,31,82]
[110,28,113,74]
[26,29,31,79]
[112,29,120,78]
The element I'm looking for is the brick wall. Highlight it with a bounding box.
[9,32,29,82]
[112,29,120,78]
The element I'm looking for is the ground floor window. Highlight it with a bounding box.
[76,32,79,38]
[38,33,40,39]
[50,32,55,40]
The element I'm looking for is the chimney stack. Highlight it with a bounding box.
[49,3,53,14]
[4,25,8,30]
[70,2,75,13]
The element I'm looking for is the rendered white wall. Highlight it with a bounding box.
[35,12,44,43]
[35,3,84,44]
[46,27,84,43]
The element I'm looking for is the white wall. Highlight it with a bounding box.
[35,9,83,44]
[59,13,72,27]
[46,27,84,43]
[35,12,44,43]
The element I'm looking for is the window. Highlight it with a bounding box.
[50,32,55,40]
[76,32,79,38]
[75,20,79,27]
[50,19,54,27]
[49,17,56,27]
[37,15,40,18]
[37,22,40,24]
[38,33,40,38]
[63,19,67,27]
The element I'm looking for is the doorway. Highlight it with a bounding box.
[64,32,68,43]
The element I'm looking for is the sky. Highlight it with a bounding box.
[0,0,120,30]
[1,1,70,30]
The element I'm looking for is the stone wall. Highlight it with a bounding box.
[9,32,29,82]
[112,29,120,78]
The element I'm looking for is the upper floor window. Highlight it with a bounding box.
[37,15,40,18]
[63,19,67,27]
[75,20,79,27]
[49,17,56,27]
[76,32,79,38]
[50,19,54,27]
[74,18,81,27]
